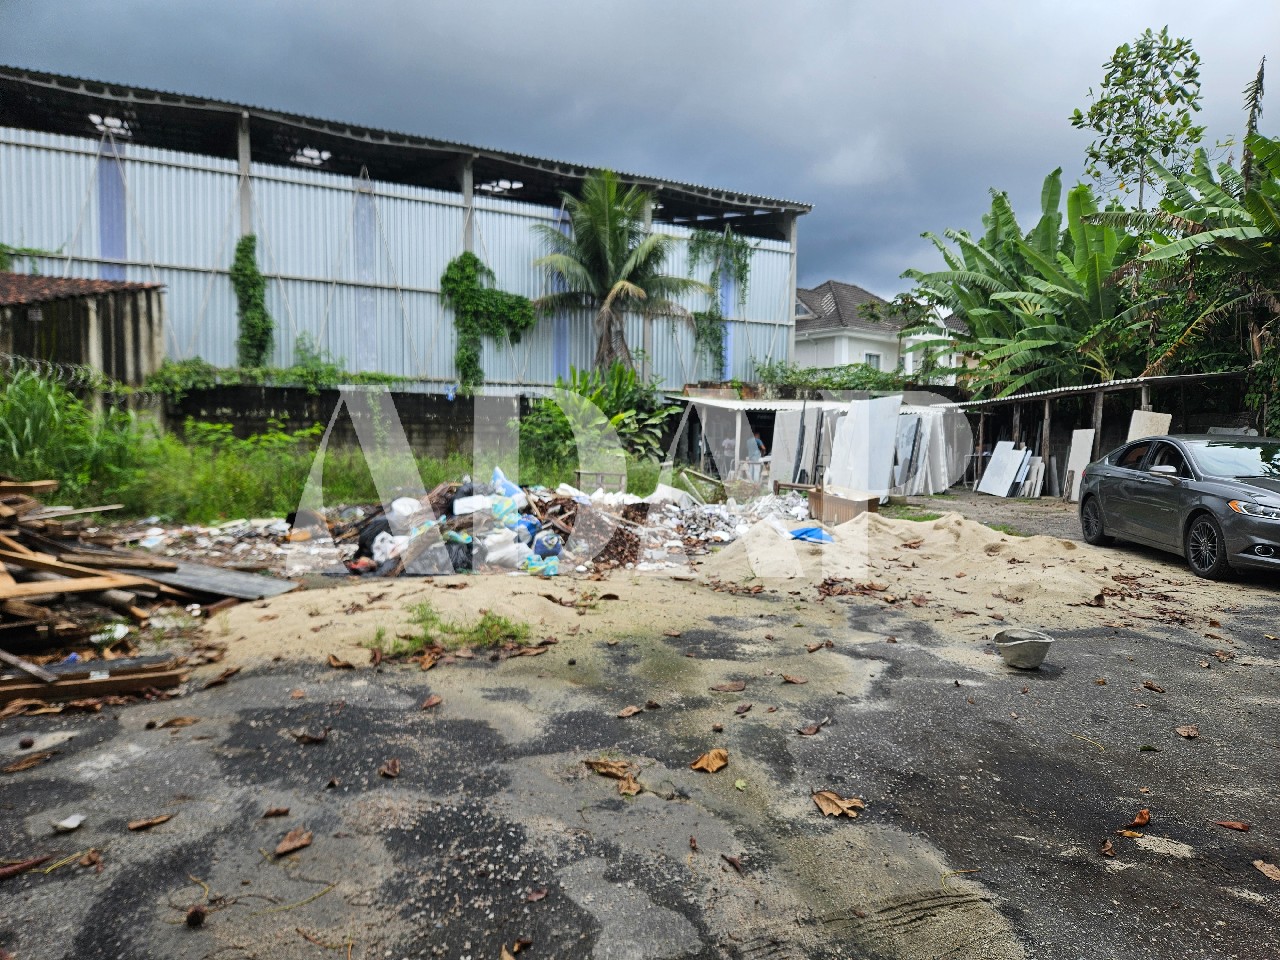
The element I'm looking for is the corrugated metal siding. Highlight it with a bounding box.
[1,125,795,388]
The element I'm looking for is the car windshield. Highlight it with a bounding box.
[1185,440,1280,478]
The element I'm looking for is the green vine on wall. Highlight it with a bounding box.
[232,235,274,368]
[440,252,538,393]
[691,310,728,380]
[687,226,755,380]
[689,225,755,310]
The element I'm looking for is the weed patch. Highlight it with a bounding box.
[368,601,531,656]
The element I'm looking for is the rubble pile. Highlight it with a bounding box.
[0,476,297,711]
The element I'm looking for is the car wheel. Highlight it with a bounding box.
[1080,497,1112,546]
[1185,513,1233,580]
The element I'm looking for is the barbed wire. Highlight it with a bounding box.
[0,352,164,406]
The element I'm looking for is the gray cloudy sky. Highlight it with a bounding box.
[2,1,1275,295]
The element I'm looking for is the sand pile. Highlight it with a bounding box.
[697,511,1224,638]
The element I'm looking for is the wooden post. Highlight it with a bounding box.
[1011,404,1021,447]
[1092,389,1105,458]
[1041,397,1052,459]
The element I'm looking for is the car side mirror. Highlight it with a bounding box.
[1148,464,1180,481]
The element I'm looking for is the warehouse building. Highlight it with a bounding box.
[0,66,809,392]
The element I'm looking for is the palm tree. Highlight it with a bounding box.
[532,170,710,370]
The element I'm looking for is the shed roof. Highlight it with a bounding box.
[0,65,811,241]
[0,272,162,307]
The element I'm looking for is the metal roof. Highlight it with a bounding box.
[0,65,811,241]
[949,369,1248,409]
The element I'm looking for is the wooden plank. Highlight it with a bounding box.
[0,534,35,555]
[22,504,124,521]
[0,480,58,495]
[0,649,57,683]
[0,668,185,704]
[0,654,177,684]
[2,599,56,621]
[57,553,179,572]
[0,575,153,600]
[0,548,154,581]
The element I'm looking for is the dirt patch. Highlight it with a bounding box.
[695,511,1238,642]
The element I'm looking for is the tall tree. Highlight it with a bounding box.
[532,170,709,370]
[1070,26,1204,210]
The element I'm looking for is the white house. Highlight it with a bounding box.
[793,279,962,380]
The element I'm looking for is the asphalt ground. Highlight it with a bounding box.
[3,559,1278,960]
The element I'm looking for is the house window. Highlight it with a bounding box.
[865,352,881,370]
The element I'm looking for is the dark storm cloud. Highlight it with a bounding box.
[2,0,1274,295]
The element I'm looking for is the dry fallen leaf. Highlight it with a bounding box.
[275,827,312,856]
[501,947,515,960]
[710,681,746,693]
[290,689,306,700]
[644,700,661,710]
[511,938,532,953]
[797,723,822,736]
[721,853,744,874]
[1101,839,1115,858]
[127,814,173,831]
[378,758,401,778]
[663,629,682,638]
[1211,820,1250,832]
[617,773,642,796]
[1175,724,1200,739]
[326,654,354,670]
[78,849,103,873]
[689,835,698,852]
[782,674,808,685]
[812,790,865,818]
[734,703,752,715]
[202,666,241,689]
[1127,808,1151,829]
[584,758,630,779]
[617,705,643,718]
[690,749,729,773]
[525,887,548,902]
[1253,860,1280,881]
[262,807,290,818]
[158,716,199,729]
[419,695,443,710]
[294,729,328,745]
[2,750,56,773]
[1115,829,1144,839]
[1141,680,1165,694]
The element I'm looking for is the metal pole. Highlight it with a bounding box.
[237,112,252,236]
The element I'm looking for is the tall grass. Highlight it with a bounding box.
[0,370,147,503]
[0,372,664,522]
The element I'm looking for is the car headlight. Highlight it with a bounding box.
[1228,500,1280,520]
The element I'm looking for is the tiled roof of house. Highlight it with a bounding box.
[0,272,162,307]
[796,280,894,336]
[796,279,970,338]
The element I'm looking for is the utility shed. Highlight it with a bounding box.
[0,272,165,386]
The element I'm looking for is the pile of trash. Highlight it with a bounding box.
[337,469,711,579]
[103,476,821,583]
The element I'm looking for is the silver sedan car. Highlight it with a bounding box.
[1078,434,1280,579]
